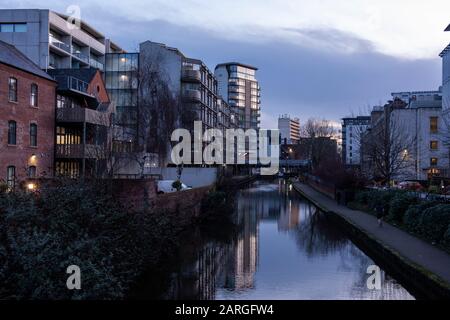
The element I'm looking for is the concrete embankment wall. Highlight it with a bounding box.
[293,183,450,299]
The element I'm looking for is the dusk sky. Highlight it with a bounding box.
[2,0,450,128]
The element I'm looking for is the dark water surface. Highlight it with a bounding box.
[141,179,414,300]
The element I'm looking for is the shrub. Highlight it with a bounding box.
[403,201,438,234]
[388,193,417,223]
[355,190,371,205]
[419,204,450,243]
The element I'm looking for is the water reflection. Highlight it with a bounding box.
[161,179,414,300]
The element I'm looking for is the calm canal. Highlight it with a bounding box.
[141,179,414,300]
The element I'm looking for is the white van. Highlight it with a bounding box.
[157,180,191,194]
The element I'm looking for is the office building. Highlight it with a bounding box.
[215,62,261,130]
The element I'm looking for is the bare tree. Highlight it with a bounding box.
[361,109,416,184]
[300,118,338,169]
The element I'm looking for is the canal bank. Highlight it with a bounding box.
[293,182,450,299]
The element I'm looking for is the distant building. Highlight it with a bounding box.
[0,9,123,71]
[0,40,57,189]
[48,68,115,178]
[341,116,370,167]
[391,89,442,104]
[215,62,261,130]
[278,115,300,144]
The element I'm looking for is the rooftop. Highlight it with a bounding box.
[215,62,258,71]
[0,40,54,81]
[446,24,450,32]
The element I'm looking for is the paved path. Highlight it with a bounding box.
[294,182,450,286]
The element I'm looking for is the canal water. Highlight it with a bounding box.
[144,179,414,300]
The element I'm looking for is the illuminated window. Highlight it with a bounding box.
[430,157,438,166]
[430,141,438,150]
[430,117,438,133]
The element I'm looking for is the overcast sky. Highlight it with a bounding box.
[2,0,450,128]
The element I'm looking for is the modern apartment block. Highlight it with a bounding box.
[0,9,123,71]
[48,68,115,178]
[341,116,370,167]
[215,62,261,130]
[0,40,56,189]
[441,23,450,110]
[278,115,300,144]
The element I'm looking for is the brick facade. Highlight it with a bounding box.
[0,62,56,187]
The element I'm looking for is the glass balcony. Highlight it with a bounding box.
[49,35,71,53]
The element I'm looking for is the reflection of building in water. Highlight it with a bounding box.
[278,198,300,231]
[223,192,259,290]
[165,240,230,300]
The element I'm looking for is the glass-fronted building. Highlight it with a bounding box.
[215,62,261,130]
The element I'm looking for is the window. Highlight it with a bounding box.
[30,84,38,107]
[0,23,27,32]
[8,77,17,102]
[28,166,37,178]
[430,141,438,150]
[8,121,16,145]
[430,117,438,133]
[430,158,438,166]
[6,166,15,190]
[30,123,37,147]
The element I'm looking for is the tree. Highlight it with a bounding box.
[300,118,339,169]
[361,104,416,184]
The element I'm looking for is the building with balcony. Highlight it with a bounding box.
[215,62,261,130]
[0,40,57,189]
[48,68,115,178]
[139,41,220,132]
[278,115,300,144]
[341,116,370,168]
[0,9,123,71]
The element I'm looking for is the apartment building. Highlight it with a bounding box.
[361,98,448,182]
[215,62,261,130]
[48,68,115,178]
[341,116,370,167]
[278,115,300,144]
[0,9,123,71]
[0,40,56,189]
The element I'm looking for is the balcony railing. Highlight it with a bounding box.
[182,89,201,102]
[90,59,104,70]
[72,50,90,64]
[49,35,71,53]
[56,107,109,125]
[182,69,201,82]
[54,75,91,95]
[56,144,105,159]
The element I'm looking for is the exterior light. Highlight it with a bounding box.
[29,154,37,165]
[27,183,36,191]
[120,57,126,62]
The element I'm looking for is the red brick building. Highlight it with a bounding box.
[0,40,56,189]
